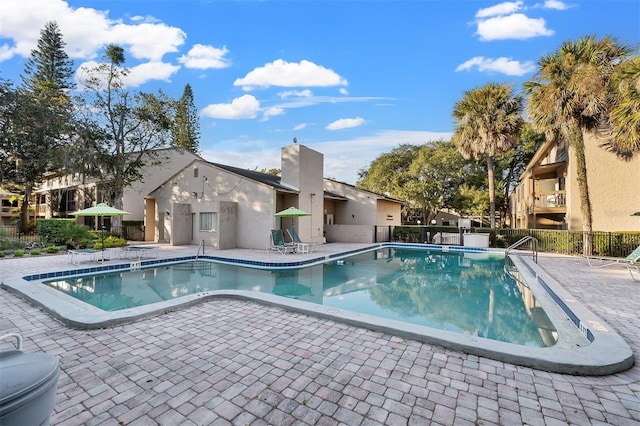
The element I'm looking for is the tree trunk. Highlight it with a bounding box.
[486,155,496,228]
[572,127,594,255]
[109,185,125,232]
[19,182,33,234]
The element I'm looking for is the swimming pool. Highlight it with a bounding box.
[43,248,557,348]
[1,243,633,375]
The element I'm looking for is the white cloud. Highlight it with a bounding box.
[476,1,524,18]
[129,15,162,24]
[456,56,536,76]
[201,94,261,119]
[125,61,181,87]
[109,22,185,61]
[262,106,285,120]
[339,88,349,95]
[178,44,231,69]
[476,13,553,40]
[542,0,570,10]
[326,117,365,131]
[75,60,180,88]
[293,123,307,131]
[0,0,186,62]
[278,89,313,98]
[234,59,348,91]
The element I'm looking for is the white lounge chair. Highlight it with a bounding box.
[583,244,640,268]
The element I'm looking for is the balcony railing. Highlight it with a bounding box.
[535,191,566,209]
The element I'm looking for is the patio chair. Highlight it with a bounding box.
[286,229,320,253]
[583,244,640,271]
[267,229,296,255]
[627,263,639,281]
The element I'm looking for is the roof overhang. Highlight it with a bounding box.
[531,161,566,177]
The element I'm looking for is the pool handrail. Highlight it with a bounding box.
[506,236,538,263]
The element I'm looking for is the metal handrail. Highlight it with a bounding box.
[505,236,538,263]
[195,239,205,260]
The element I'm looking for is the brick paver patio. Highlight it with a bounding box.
[1,244,639,425]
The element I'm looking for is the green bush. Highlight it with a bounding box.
[45,246,60,254]
[30,248,41,255]
[0,252,5,258]
[37,219,93,248]
[93,236,127,249]
[13,249,24,257]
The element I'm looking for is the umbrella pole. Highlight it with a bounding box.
[99,217,105,262]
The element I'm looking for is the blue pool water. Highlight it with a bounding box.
[44,247,558,347]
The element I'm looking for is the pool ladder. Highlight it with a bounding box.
[195,240,205,261]
[505,236,538,263]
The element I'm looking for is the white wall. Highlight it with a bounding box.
[150,160,276,249]
[123,149,200,220]
[323,180,401,226]
[281,144,324,243]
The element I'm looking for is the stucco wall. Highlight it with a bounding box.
[150,161,275,249]
[323,180,402,227]
[123,149,200,220]
[375,200,402,226]
[171,203,192,245]
[281,144,324,243]
[323,180,378,225]
[35,148,200,222]
[324,224,377,243]
[567,133,640,232]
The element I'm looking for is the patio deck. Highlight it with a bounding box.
[1,243,639,425]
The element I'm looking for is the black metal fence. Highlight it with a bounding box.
[388,226,640,258]
[1,223,145,250]
[0,226,42,249]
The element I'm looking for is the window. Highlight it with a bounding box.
[199,212,217,231]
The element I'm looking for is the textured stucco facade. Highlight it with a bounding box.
[510,132,640,232]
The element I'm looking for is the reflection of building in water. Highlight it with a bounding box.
[513,276,558,347]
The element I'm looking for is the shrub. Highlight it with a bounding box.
[0,228,22,251]
[37,219,93,248]
[30,248,41,255]
[93,236,127,249]
[13,249,25,257]
[0,252,4,258]
[45,246,60,254]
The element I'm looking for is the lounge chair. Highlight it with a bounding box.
[627,263,639,281]
[583,244,640,270]
[286,229,320,253]
[267,229,296,254]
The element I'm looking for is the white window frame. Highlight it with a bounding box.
[199,212,217,232]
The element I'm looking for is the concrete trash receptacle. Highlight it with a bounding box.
[0,334,59,426]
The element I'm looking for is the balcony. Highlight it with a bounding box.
[534,191,566,213]
[1,206,19,216]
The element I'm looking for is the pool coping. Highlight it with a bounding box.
[1,243,634,376]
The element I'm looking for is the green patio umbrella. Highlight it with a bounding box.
[70,203,130,261]
[70,203,130,217]
[274,206,311,217]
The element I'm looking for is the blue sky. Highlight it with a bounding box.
[1,0,638,184]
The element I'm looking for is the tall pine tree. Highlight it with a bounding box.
[172,84,200,154]
[22,21,75,97]
[7,21,74,231]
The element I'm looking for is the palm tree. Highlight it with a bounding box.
[610,56,640,155]
[524,35,633,253]
[452,82,523,228]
